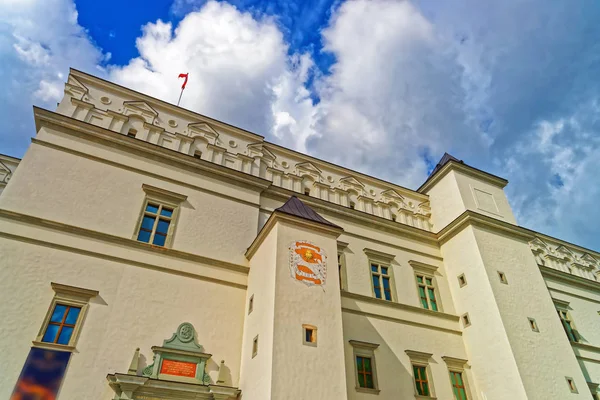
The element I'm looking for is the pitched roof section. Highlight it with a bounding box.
[428,152,463,178]
[275,196,342,229]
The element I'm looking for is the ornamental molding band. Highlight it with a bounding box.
[107,322,240,400]
[59,69,434,232]
[530,237,599,282]
[289,241,327,288]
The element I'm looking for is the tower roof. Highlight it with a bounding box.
[427,152,464,178]
[275,196,341,229]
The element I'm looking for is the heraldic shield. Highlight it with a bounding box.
[289,241,327,287]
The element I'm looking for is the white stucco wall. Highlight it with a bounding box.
[0,237,246,400]
[270,220,348,400]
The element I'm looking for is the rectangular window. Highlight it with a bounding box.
[498,271,508,284]
[350,340,380,393]
[252,335,258,358]
[248,295,254,315]
[356,356,374,389]
[41,304,81,345]
[416,274,438,311]
[303,324,317,346]
[557,309,578,342]
[413,365,430,396]
[136,202,174,247]
[338,252,345,290]
[528,317,539,332]
[34,283,98,351]
[565,377,578,393]
[458,274,467,287]
[371,263,392,301]
[450,371,468,400]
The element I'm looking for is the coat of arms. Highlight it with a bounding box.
[289,241,327,287]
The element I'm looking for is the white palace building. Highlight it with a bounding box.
[1,69,600,400]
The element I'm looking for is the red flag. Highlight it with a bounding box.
[178,73,189,90]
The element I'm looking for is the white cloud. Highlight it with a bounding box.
[109,1,311,141]
[0,0,105,155]
[1,0,600,250]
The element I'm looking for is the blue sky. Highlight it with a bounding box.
[1,0,600,251]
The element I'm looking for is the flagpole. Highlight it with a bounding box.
[177,87,184,107]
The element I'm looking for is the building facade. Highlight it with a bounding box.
[1,69,599,400]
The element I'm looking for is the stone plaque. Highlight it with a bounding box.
[160,359,197,378]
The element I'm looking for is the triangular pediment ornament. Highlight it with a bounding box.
[247,142,276,161]
[580,253,598,267]
[122,101,159,124]
[555,245,574,258]
[188,122,219,143]
[296,162,322,174]
[530,237,548,252]
[65,75,89,100]
[339,176,365,188]
[380,189,405,201]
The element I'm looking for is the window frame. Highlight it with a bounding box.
[554,300,579,343]
[406,350,435,398]
[409,260,442,312]
[338,241,349,291]
[442,356,472,400]
[33,282,98,352]
[364,248,396,302]
[133,184,187,249]
[302,324,317,347]
[350,340,380,394]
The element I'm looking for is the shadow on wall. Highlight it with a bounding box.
[342,299,418,399]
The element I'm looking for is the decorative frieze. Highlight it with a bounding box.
[530,237,599,282]
[61,74,434,232]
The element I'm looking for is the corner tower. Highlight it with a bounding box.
[239,196,348,400]
[420,154,589,399]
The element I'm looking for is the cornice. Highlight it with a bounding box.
[0,208,249,276]
[540,265,600,292]
[363,248,396,262]
[418,160,508,193]
[70,68,265,143]
[437,210,534,245]
[245,209,343,260]
[263,187,439,244]
[341,290,460,322]
[33,107,272,191]
[533,232,600,262]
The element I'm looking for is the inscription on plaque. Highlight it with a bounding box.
[160,359,197,378]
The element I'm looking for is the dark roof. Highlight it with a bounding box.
[418,152,464,190]
[275,196,342,229]
[428,152,463,178]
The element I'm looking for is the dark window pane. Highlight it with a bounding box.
[160,208,173,217]
[364,357,371,371]
[42,324,59,343]
[374,286,381,299]
[137,230,151,243]
[426,277,433,286]
[156,219,170,234]
[57,327,73,345]
[305,329,312,343]
[50,305,67,323]
[371,264,378,272]
[65,307,81,325]
[356,356,363,370]
[422,382,429,396]
[384,290,392,301]
[382,277,390,289]
[141,216,155,230]
[366,373,374,388]
[450,372,456,385]
[146,204,159,213]
[153,233,166,247]
[381,267,388,275]
[358,373,366,388]
[417,275,423,283]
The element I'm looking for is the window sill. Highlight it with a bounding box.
[356,387,380,395]
[32,341,76,353]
